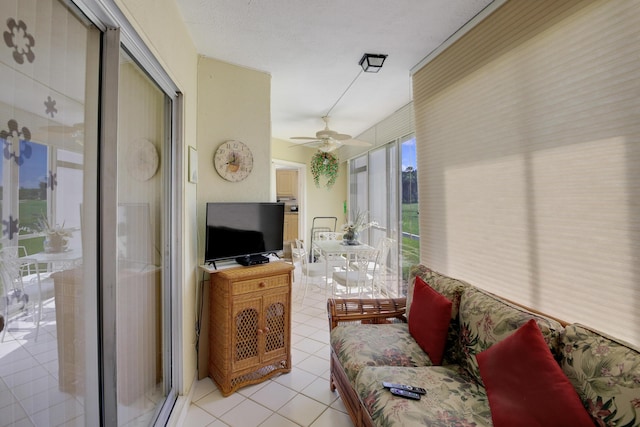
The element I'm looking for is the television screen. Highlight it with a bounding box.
[205,202,285,263]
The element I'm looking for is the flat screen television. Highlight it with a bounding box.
[205,202,285,267]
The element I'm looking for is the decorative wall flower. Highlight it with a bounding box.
[2,215,20,240]
[310,151,339,189]
[1,119,32,165]
[4,18,36,64]
[44,96,58,117]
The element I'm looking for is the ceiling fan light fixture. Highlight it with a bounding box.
[359,53,388,73]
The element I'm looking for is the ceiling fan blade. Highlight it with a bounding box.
[289,140,321,148]
[290,136,320,141]
[332,133,352,141]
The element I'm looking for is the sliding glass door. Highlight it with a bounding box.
[348,134,419,297]
[0,0,101,424]
[1,1,179,425]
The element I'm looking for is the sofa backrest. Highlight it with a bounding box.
[560,323,640,427]
[458,286,565,385]
[408,265,470,365]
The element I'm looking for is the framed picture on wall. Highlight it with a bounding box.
[188,146,198,183]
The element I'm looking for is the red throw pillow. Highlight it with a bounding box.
[408,276,452,365]
[477,319,593,427]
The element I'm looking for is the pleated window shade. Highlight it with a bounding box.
[412,0,640,346]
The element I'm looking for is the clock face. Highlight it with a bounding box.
[127,138,159,181]
[214,140,253,182]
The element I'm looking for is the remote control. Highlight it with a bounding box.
[382,382,427,395]
[389,387,421,400]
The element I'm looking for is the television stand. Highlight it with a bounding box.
[235,254,270,266]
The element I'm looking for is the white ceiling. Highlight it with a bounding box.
[175,0,495,142]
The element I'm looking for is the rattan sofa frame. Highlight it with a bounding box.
[327,297,407,427]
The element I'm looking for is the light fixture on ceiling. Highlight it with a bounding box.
[359,53,388,73]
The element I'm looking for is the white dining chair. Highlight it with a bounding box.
[0,246,54,342]
[371,237,394,298]
[294,239,330,305]
[313,231,346,267]
[332,248,379,297]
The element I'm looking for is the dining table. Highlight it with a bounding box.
[312,239,376,292]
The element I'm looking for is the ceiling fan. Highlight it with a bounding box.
[290,116,371,152]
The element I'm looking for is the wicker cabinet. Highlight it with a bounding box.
[208,262,294,396]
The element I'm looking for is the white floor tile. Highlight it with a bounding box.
[0,403,29,427]
[248,381,297,411]
[293,324,319,338]
[300,377,338,406]
[219,399,272,427]
[192,377,218,402]
[292,337,326,355]
[291,347,311,365]
[310,407,353,427]
[182,405,217,427]
[272,367,317,392]
[297,354,330,377]
[195,390,245,419]
[258,412,300,427]
[303,317,328,330]
[330,396,348,414]
[236,379,268,398]
[276,394,327,426]
[308,328,330,343]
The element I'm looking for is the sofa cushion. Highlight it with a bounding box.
[478,319,592,427]
[458,286,565,385]
[407,265,467,320]
[330,323,432,384]
[409,276,452,365]
[408,265,469,364]
[560,323,640,427]
[355,365,493,427]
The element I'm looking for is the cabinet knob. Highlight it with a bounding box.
[264,326,270,333]
[259,282,266,288]
[257,328,264,335]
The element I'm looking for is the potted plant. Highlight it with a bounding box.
[38,215,71,253]
[341,209,378,245]
[310,151,339,189]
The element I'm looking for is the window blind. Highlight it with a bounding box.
[412,0,640,346]
[342,102,414,160]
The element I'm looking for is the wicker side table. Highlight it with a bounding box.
[208,262,293,396]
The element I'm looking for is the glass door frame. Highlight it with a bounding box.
[72,1,184,424]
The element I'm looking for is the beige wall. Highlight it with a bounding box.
[196,57,272,260]
[117,0,200,394]
[272,138,348,243]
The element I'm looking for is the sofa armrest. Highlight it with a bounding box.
[327,298,407,330]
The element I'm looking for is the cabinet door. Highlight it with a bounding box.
[262,291,289,361]
[283,214,298,241]
[231,297,261,372]
[276,170,296,198]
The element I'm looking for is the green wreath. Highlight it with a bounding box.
[310,151,339,189]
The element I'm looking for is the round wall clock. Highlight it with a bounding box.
[214,140,253,182]
[127,138,159,181]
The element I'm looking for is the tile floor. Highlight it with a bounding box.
[0,262,357,427]
[181,264,355,427]
[0,301,87,427]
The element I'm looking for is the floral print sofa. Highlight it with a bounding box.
[327,265,640,427]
